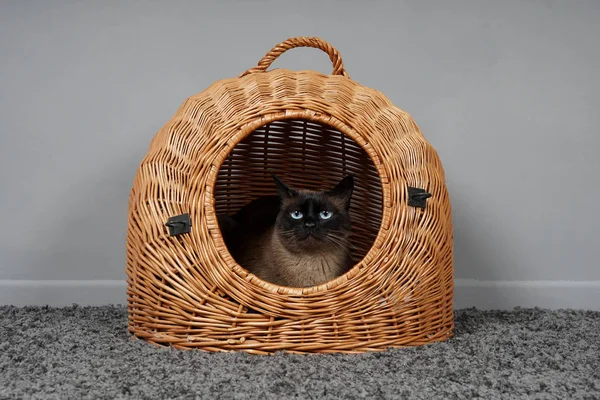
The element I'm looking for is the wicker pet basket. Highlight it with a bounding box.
[126,37,454,354]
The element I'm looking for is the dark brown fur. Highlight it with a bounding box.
[218,175,354,287]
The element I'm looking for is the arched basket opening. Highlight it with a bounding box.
[213,118,383,273]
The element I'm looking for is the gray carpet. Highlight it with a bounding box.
[0,306,599,400]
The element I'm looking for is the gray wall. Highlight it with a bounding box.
[1,0,598,309]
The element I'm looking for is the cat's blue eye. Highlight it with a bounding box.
[319,210,333,220]
[290,210,303,220]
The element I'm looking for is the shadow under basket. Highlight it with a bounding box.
[126,37,454,354]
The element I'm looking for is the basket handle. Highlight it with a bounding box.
[240,36,350,78]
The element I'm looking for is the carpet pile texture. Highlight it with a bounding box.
[1,306,598,399]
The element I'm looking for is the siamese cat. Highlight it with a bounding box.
[219,174,355,287]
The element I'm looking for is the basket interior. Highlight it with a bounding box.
[214,118,383,266]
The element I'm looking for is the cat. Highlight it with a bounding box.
[218,174,355,288]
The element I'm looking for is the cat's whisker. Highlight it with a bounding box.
[327,236,357,255]
[324,234,351,250]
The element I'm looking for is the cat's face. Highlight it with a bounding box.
[272,174,354,253]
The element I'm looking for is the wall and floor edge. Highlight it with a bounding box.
[1,279,598,310]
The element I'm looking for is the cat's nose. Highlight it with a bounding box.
[304,221,316,228]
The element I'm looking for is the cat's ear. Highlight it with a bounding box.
[270,173,297,199]
[328,175,354,210]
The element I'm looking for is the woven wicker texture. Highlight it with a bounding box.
[126,37,454,354]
